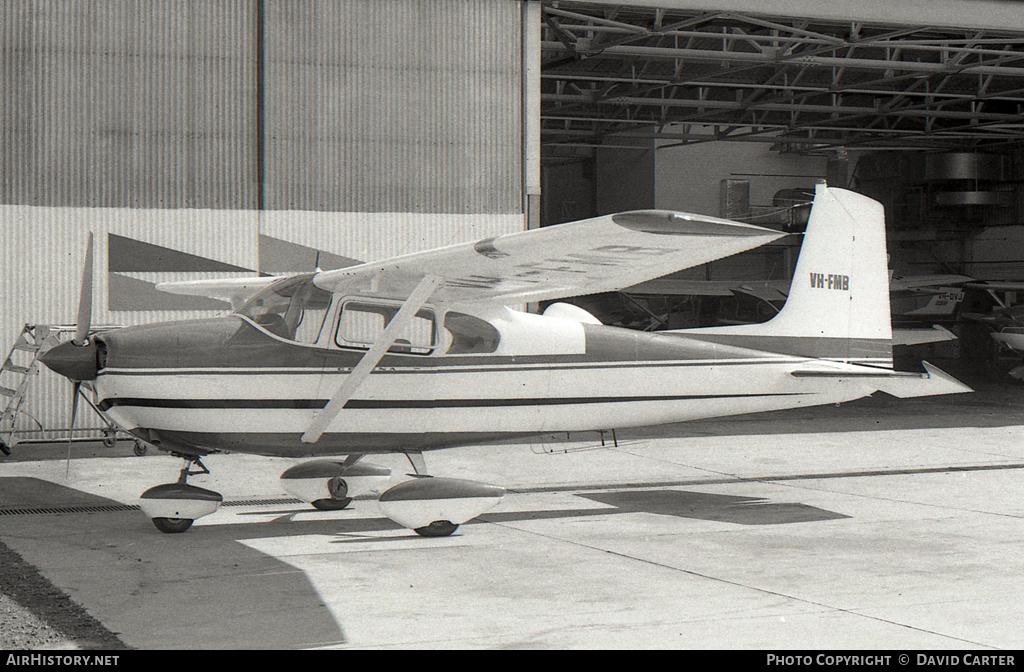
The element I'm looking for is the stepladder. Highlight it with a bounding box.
[0,324,135,455]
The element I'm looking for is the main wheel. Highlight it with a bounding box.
[133,441,148,456]
[311,497,352,511]
[414,520,459,537]
[152,517,193,534]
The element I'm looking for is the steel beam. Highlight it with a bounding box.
[564,0,1024,33]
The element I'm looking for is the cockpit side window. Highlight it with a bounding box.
[236,275,333,344]
[334,301,437,355]
[444,312,500,354]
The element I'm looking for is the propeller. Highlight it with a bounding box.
[39,233,99,381]
[66,380,81,479]
[74,233,94,346]
[36,234,95,477]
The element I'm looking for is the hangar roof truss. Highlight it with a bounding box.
[541,2,1024,154]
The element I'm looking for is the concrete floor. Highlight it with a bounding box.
[1,381,1023,649]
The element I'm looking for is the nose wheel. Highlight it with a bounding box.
[152,517,194,534]
[139,455,222,534]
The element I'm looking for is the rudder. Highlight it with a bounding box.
[685,183,893,367]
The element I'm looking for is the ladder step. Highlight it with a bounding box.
[2,364,29,374]
[0,387,17,398]
[13,342,39,352]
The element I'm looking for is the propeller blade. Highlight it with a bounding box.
[66,381,81,479]
[73,233,94,346]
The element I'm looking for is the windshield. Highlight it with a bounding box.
[236,274,333,343]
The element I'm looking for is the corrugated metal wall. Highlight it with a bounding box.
[1,0,522,212]
[263,0,521,213]
[0,0,527,439]
[0,0,258,209]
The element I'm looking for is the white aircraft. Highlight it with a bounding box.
[963,288,1024,378]
[38,184,971,536]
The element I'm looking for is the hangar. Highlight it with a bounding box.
[1,0,1023,440]
[2,1,1024,651]
[538,1,1024,359]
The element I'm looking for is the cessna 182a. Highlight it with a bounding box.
[37,184,971,536]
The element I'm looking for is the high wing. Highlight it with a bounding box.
[151,209,785,444]
[155,276,280,310]
[311,210,785,305]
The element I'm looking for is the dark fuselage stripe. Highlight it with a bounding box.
[98,392,810,412]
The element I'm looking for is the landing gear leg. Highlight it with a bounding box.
[140,455,222,534]
[311,453,360,510]
[405,450,428,477]
[280,455,392,510]
[311,476,353,510]
[400,451,458,536]
[375,452,504,537]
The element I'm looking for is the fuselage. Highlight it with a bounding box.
[86,292,879,459]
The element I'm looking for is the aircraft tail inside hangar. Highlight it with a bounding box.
[539,0,1024,370]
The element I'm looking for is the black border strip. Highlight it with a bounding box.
[98,392,809,412]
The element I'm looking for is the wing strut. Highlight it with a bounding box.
[301,274,441,444]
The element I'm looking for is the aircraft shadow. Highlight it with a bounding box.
[229,488,846,536]
[576,489,848,525]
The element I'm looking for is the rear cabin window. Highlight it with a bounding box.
[444,312,500,354]
[334,301,437,355]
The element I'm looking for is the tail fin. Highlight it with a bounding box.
[688,183,893,368]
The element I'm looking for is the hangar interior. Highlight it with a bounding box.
[538,1,1024,377]
[2,0,1024,439]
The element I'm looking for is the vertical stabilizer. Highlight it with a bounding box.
[685,184,893,367]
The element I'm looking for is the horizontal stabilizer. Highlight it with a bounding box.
[791,361,972,398]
